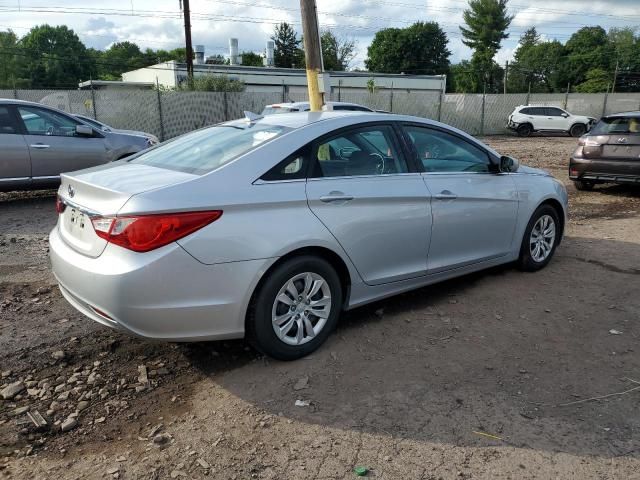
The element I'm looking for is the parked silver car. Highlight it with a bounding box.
[50,111,568,360]
[0,99,154,191]
[74,114,159,145]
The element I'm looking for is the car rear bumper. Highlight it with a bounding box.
[49,224,274,341]
[569,156,640,184]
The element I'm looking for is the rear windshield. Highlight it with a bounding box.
[591,117,640,135]
[129,124,290,175]
[261,106,299,115]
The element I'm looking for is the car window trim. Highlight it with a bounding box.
[397,121,499,174]
[308,121,416,180]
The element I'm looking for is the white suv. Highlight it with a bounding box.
[507,105,595,137]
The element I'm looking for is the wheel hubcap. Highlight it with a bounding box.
[530,215,556,262]
[271,272,332,346]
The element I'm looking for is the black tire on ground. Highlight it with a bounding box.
[573,179,594,191]
[517,204,561,272]
[569,123,587,137]
[516,124,533,137]
[246,256,343,361]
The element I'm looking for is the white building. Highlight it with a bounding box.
[122,62,446,97]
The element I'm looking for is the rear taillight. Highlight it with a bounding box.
[55,196,66,214]
[91,211,222,252]
[578,135,608,147]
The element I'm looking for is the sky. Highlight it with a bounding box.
[0,0,639,70]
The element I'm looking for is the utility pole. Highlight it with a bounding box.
[503,60,508,95]
[612,59,619,93]
[180,0,194,85]
[299,0,324,111]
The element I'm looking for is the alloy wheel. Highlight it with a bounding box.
[529,215,556,262]
[271,272,332,346]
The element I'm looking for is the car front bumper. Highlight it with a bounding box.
[570,155,640,184]
[49,224,274,341]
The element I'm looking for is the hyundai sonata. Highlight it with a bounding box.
[50,112,568,360]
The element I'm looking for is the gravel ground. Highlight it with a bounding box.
[1,136,639,480]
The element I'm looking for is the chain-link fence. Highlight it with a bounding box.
[4,88,640,139]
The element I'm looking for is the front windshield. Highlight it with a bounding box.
[129,123,291,175]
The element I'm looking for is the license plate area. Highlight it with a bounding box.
[58,204,108,257]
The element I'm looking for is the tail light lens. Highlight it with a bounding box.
[91,211,222,252]
[55,195,66,214]
[578,135,608,147]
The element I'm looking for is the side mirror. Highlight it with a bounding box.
[499,155,519,173]
[561,113,569,118]
[76,124,94,137]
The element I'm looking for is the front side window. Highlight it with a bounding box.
[403,126,491,173]
[18,107,79,137]
[130,123,291,175]
[313,125,408,177]
[546,108,566,117]
[591,117,640,135]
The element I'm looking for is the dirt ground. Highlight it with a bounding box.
[1,136,639,480]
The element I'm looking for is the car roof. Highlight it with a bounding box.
[603,111,640,118]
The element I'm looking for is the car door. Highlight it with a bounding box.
[544,107,569,131]
[16,105,107,179]
[0,105,31,188]
[305,123,432,285]
[401,124,519,274]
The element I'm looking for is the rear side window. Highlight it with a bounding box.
[591,117,640,135]
[130,124,291,175]
[0,106,19,134]
[261,147,310,181]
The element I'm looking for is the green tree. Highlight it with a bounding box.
[17,25,93,87]
[206,54,228,65]
[509,38,566,93]
[575,68,611,93]
[99,41,147,80]
[321,30,356,71]
[365,22,450,74]
[271,23,303,68]
[459,0,513,92]
[240,51,263,67]
[0,30,20,88]
[562,26,613,88]
[608,27,640,92]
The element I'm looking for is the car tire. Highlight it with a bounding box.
[516,124,532,137]
[569,123,587,137]
[573,179,594,191]
[247,256,342,361]
[517,205,561,272]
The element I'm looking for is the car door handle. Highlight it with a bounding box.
[434,190,457,200]
[320,193,354,203]
[30,144,50,149]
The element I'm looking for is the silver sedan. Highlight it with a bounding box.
[50,112,568,360]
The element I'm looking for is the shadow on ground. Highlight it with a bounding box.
[186,236,640,459]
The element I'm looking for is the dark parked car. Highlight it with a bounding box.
[570,111,640,190]
[0,99,154,192]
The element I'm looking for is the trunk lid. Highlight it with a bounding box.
[601,134,640,160]
[58,162,197,258]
